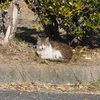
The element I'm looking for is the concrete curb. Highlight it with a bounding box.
[0,65,100,84]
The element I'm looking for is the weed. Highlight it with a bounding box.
[0,48,7,53]
[90,80,100,91]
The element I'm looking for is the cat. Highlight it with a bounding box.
[36,37,73,62]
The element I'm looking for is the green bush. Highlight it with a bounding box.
[26,0,100,42]
[0,0,11,10]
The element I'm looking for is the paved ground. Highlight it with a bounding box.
[0,65,100,85]
[0,90,100,100]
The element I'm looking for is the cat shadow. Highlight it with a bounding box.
[15,27,45,44]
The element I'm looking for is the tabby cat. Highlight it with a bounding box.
[36,37,73,62]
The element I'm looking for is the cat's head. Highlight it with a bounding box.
[36,37,50,50]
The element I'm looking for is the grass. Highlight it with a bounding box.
[90,80,100,91]
[0,47,7,54]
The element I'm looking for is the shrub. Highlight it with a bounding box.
[0,0,11,10]
[25,0,100,43]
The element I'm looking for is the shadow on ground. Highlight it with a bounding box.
[15,27,45,44]
[16,27,100,49]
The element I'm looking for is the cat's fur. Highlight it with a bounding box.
[36,37,73,62]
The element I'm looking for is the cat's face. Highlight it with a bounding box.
[36,37,50,50]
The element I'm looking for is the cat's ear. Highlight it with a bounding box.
[37,36,41,40]
[46,37,49,41]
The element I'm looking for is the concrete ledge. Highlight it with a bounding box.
[0,65,100,84]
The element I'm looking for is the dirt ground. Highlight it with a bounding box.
[0,0,100,68]
[1,36,100,67]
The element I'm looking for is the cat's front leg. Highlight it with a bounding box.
[36,50,46,59]
[36,50,42,57]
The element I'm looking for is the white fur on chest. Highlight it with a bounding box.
[36,45,63,60]
[36,45,53,59]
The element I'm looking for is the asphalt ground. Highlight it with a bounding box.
[0,90,100,100]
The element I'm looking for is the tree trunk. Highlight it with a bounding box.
[44,15,63,41]
[0,0,20,46]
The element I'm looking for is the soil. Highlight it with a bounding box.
[1,0,100,68]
